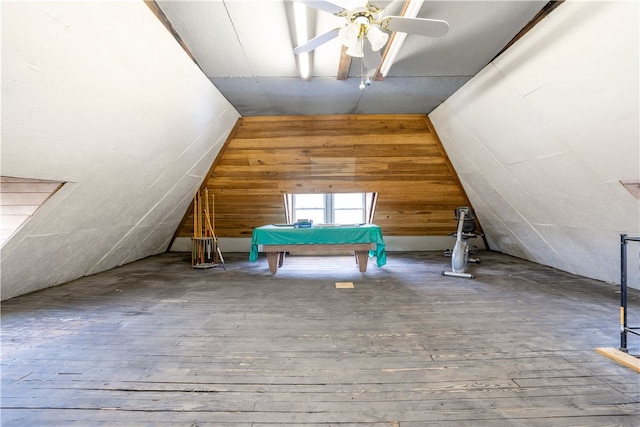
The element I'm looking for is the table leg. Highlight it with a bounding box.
[278,251,285,267]
[266,252,279,274]
[355,250,369,273]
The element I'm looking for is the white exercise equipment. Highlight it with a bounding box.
[442,206,481,279]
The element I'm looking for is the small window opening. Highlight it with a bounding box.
[621,180,640,200]
[0,176,64,247]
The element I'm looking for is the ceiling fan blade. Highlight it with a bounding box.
[363,38,382,70]
[295,0,347,15]
[368,1,393,9]
[293,28,340,54]
[383,16,449,38]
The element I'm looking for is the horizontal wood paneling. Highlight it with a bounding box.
[176,115,472,238]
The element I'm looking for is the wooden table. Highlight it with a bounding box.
[250,224,386,274]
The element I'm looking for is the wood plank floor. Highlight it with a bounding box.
[2,251,639,426]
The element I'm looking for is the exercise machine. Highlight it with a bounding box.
[442,206,481,278]
[619,234,640,353]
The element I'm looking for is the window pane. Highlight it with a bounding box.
[334,209,364,224]
[293,194,324,208]
[333,193,364,209]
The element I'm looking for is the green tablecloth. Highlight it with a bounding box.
[249,224,386,267]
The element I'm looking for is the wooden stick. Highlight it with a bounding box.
[204,209,216,240]
[196,190,201,238]
[205,191,218,264]
[211,193,218,263]
[205,188,210,237]
[211,193,215,237]
[194,191,197,239]
[193,191,197,238]
[203,193,217,241]
[192,190,197,266]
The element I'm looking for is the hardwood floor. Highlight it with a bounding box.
[2,251,639,426]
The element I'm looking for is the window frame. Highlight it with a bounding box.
[285,192,377,225]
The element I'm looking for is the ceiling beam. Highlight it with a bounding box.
[373,30,399,81]
[336,45,352,80]
[143,1,203,72]
[491,1,565,61]
[374,0,413,81]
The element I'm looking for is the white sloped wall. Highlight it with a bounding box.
[430,1,640,288]
[1,1,240,300]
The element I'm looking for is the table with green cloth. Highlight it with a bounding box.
[250,224,386,274]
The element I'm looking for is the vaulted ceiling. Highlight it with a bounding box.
[153,0,550,116]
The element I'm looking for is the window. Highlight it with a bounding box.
[292,193,326,224]
[0,176,63,247]
[285,192,377,225]
[332,193,365,224]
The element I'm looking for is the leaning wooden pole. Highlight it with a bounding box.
[204,188,210,237]
[193,191,197,238]
[211,192,218,263]
[197,189,202,238]
[192,191,197,266]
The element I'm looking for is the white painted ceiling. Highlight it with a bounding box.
[156,0,548,116]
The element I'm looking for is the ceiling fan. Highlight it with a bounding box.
[293,0,449,67]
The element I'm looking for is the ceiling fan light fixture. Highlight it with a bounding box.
[353,14,370,25]
[345,42,364,57]
[338,23,359,45]
[339,23,365,57]
[366,25,388,52]
[337,5,389,58]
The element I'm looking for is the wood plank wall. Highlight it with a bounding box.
[175,114,472,238]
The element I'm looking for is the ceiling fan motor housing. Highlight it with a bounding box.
[339,4,389,56]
